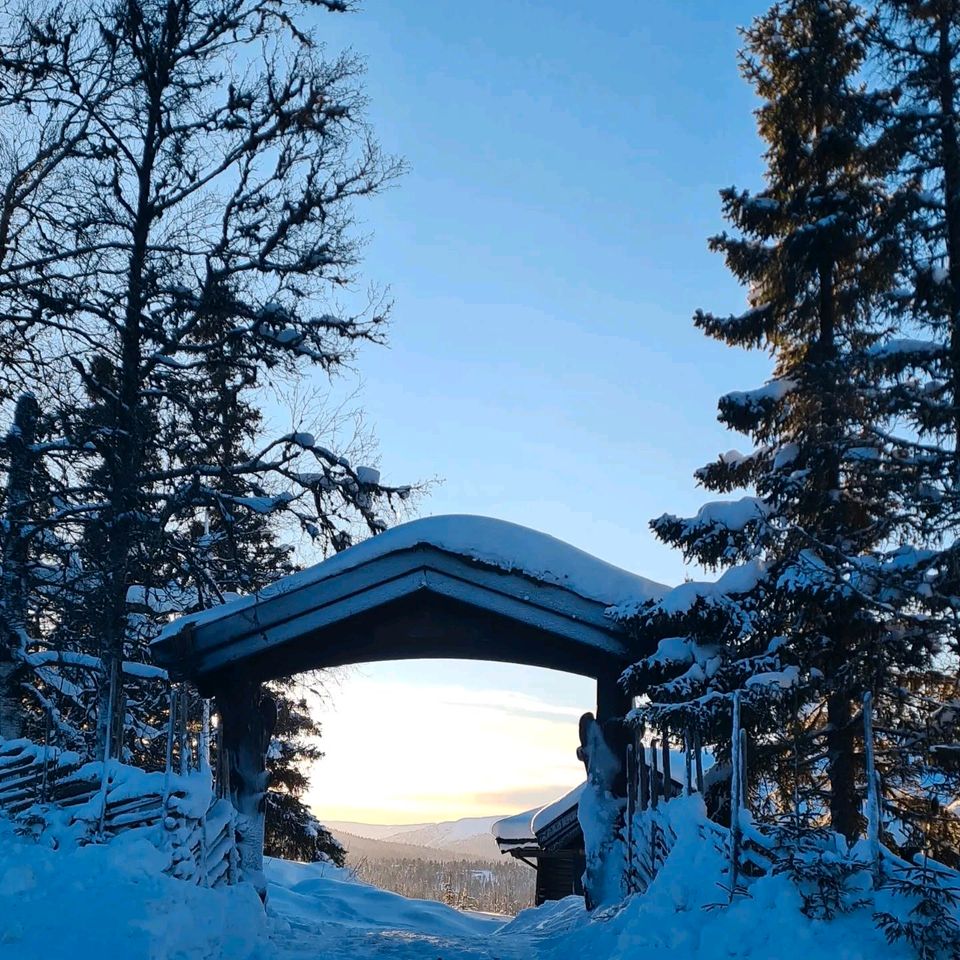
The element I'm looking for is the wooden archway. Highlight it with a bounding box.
[151,516,664,896]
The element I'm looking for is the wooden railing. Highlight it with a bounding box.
[0,737,237,887]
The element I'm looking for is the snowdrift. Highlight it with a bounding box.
[265,856,504,938]
[1,799,948,959]
[534,797,916,960]
[0,818,264,960]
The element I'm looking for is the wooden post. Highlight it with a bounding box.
[738,727,748,811]
[650,740,660,809]
[215,674,276,899]
[40,706,52,804]
[199,698,211,778]
[661,734,672,802]
[638,739,650,811]
[863,691,881,878]
[179,684,190,776]
[694,726,705,795]
[626,742,635,891]
[163,687,176,826]
[596,669,631,723]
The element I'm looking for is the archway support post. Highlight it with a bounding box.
[575,670,632,909]
[215,674,276,899]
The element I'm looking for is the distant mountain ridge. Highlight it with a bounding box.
[324,820,433,841]
[325,815,505,861]
[330,830,473,863]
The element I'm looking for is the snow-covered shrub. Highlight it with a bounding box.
[770,823,870,920]
[874,862,960,960]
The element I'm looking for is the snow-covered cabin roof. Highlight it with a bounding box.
[492,783,587,855]
[152,515,667,692]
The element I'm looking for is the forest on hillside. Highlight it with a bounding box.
[349,856,536,917]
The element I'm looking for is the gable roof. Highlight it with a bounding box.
[151,516,667,691]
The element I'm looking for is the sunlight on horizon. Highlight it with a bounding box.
[304,660,595,825]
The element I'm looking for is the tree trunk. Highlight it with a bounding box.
[95,61,163,759]
[0,394,40,741]
[216,675,276,899]
[827,691,859,842]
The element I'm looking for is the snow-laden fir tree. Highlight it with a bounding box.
[864,0,960,864]
[616,0,932,842]
[264,688,344,865]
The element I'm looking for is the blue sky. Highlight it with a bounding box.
[304,0,777,824]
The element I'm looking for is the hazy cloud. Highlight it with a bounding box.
[465,784,577,810]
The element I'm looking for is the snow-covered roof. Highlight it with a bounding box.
[491,782,587,854]
[152,515,669,686]
[160,515,667,639]
[490,806,540,851]
[531,782,587,836]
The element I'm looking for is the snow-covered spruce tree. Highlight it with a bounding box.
[617,0,927,843]
[0,394,40,740]
[264,688,344,865]
[0,395,110,752]
[0,0,408,761]
[863,0,960,865]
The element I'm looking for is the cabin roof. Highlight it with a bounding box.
[491,782,586,854]
[151,515,667,690]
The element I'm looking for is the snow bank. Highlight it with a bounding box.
[539,797,912,960]
[0,818,265,960]
[158,515,668,642]
[264,856,503,939]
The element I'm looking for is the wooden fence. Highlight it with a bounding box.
[622,692,959,901]
[0,737,237,888]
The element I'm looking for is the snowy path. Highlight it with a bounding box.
[268,914,535,960]
[262,858,583,960]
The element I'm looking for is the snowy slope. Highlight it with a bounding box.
[266,857,503,938]
[329,829,491,863]
[380,816,503,858]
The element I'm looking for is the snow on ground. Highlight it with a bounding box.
[0,801,926,960]
[265,857,521,959]
[0,818,265,960]
[264,801,913,960]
